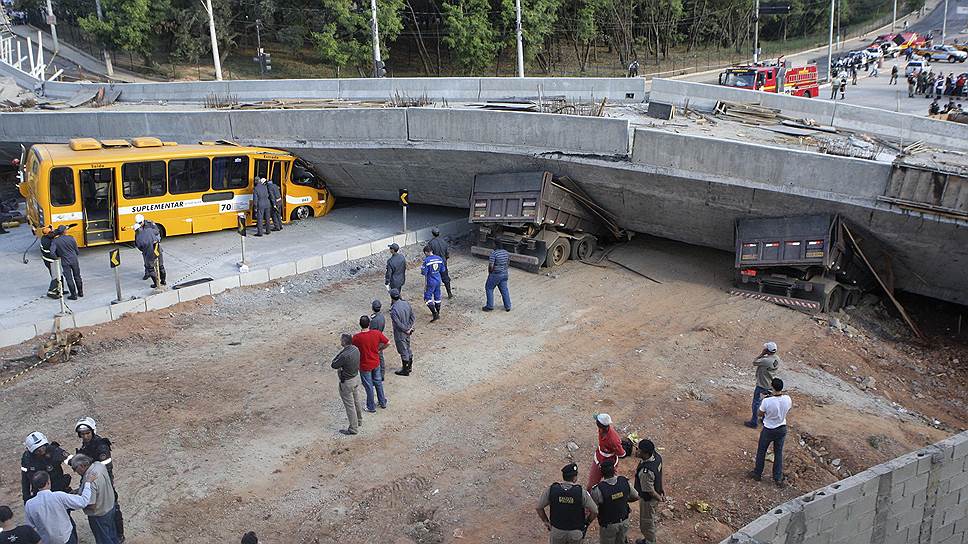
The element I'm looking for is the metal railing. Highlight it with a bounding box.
[0,9,61,82]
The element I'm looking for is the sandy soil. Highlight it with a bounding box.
[0,237,965,544]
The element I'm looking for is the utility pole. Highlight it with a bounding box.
[827,0,835,83]
[203,0,222,80]
[255,19,263,78]
[892,0,897,31]
[93,0,113,76]
[753,0,760,63]
[45,0,58,53]
[942,0,949,41]
[515,0,524,77]
[370,0,383,77]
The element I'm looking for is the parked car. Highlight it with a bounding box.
[864,47,885,61]
[920,45,967,63]
[877,42,901,57]
[905,58,930,76]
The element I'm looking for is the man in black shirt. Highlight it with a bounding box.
[634,440,665,544]
[535,463,598,543]
[0,505,41,543]
[591,459,639,544]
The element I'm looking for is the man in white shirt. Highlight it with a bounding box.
[749,377,792,487]
[24,470,92,544]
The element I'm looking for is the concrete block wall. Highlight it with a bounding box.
[721,430,968,544]
[0,218,472,349]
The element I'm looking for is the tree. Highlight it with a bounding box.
[78,0,167,66]
[558,0,606,72]
[500,0,562,71]
[441,0,500,74]
[312,0,405,76]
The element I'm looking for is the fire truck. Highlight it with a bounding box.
[718,61,820,98]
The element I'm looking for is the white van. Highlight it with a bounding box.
[905,59,930,76]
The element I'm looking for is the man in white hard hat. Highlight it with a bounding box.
[20,433,71,503]
[133,214,165,288]
[588,413,624,489]
[745,342,781,429]
[73,418,124,541]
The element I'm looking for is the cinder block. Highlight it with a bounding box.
[176,282,212,303]
[942,504,968,526]
[145,290,180,311]
[904,475,929,496]
[240,269,269,287]
[737,514,779,542]
[819,506,851,533]
[71,306,112,328]
[0,323,39,348]
[953,436,968,461]
[209,275,240,295]
[947,471,968,494]
[802,492,837,519]
[296,255,323,274]
[346,243,371,260]
[109,298,147,320]
[323,249,347,267]
[268,261,297,280]
[370,236,395,255]
[933,524,957,543]
[890,456,920,484]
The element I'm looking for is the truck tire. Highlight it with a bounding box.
[571,235,596,261]
[825,285,845,313]
[546,238,571,268]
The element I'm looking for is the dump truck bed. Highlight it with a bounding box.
[734,214,837,269]
[469,171,600,233]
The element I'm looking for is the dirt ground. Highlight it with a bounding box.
[0,236,965,544]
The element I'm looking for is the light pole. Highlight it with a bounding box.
[753,0,760,63]
[892,0,897,31]
[370,0,383,77]
[202,0,222,80]
[942,0,949,41]
[45,0,59,53]
[827,0,835,82]
[255,18,263,78]
[515,0,524,77]
[93,0,113,76]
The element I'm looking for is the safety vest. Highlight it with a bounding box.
[548,483,585,531]
[634,452,664,499]
[595,477,632,526]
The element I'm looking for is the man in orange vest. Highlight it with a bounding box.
[588,413,625,489]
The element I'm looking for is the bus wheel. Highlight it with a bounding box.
[292,206,313,221]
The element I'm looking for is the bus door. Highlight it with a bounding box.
[78,167,116,245]
[255,158,285,220]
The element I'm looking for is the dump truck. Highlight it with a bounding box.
[469,171,622,272]
[730,214,872,312]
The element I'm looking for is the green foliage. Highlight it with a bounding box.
[277,25,308,50]
[441,0,500,73]
[311,0,404,74]
[499,0,562,60]
[77,0,165,62]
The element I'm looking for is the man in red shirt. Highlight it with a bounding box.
[589,413,625,488]
[352,315,390,412]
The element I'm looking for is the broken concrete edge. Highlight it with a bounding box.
[0,218,473,350]
[718,429,968,544]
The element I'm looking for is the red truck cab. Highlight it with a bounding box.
[718,62,819,98]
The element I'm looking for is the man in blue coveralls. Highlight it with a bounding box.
[420,245,446,322]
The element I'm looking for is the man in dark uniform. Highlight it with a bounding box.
[591,459,638,544]
[385,243,406,294]
[50,226,82,300]
[369,299,387,374]
[252,177,272,237]
[634,439,665,544]
[21,432,71,503]
[133,215,165,288]
[535,463,598,543]
[427,228,453,298]
[389,288,415,376]
[267,179,283,232]
[39,226,60,298]
[73,417,124,542]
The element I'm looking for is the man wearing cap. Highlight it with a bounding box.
[252,177,272,237]
[385,244,406,294]
[750,377,792,487]
[389,288,416,376]
[634,439,665,544]
[369,299,387,374]
[21,433,71,503]
[331,333,363,435]
[50,226,82,300]
[267,178,283,232]
[591,459,638,544]
[133,215,165,288]
[745,342,781,429]
[428,228,453,298]
[589,414,624,489]
[536,463,598,543]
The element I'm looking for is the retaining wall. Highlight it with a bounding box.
[722,430,968,544]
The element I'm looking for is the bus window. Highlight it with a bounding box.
[212,156,249,190]
[122,161,167,199]
[168,158,210,194]
[50,167,76,206]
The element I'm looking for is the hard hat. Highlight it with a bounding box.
[595,413,612,426]
[764,341,778,353]
[24,432,49,453]
[75,416,97,434]
[134,214,145,224]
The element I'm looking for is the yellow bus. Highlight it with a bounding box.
[17,137,335,247]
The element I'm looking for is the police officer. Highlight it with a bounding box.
[535,463,598,544]
[50,225,82,300]
[634,439,665,544]
[267,178,283,232]
[252,177,272,237]
[389,288,416,376]
[39,225,60,298]
[591,459,638,544]
[20,432,71,503]
[133,214,166,288]
[385,243,406,294]
[420,245,446,322]
[428,228,453,298]
[369,299,387,374]
[73,417,124,541]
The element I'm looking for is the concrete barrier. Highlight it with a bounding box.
[721,430,968,544]
[228,108,409,145]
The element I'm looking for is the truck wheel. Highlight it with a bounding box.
[546,238,571,268]
[571,235,596,261]
[825,285,845,313]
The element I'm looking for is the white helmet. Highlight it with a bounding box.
[134,213,145,224]
[24,432,49,453]
[75,416,97,434]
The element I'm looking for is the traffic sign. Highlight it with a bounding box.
[237,214,247,236]
[399,189,409,207]
[109,249,120,268]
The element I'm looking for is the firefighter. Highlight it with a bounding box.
[535,463,598,544]
[50,225,82,300]
[428,228,453,298]
[252,177,272,236]
[20,432,71,503]
[133,214,166,288]
[267,178,283,232]
[420,245,446,322]
[634,439,666,544]
[39,225,60,298]
[73,417,125,541]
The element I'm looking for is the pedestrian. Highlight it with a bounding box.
[385,243,406,295]
[930,99,941,115]
[956,74,966,98]
[749,377,792,487]
[23,471,92,544]
[252,177,272,237]
[133,215,165,288]
[482,245,511,312]
[945,98,956,113]
[267,178,283,232]
[352,315,389,412]
[588,413,624,489]
[241,533,259,544]
[68,454,120,544]
[420,246,446,322]
[331,333,363,436]
[946,73,955,96]
[389,288,416,376]
[72,418,123,542]
[839,76,847,99]
[890,64,898,84]
[40,226,60,299]
[50,226,82,300]
[869,62,879,78]
[21,433,71,503]
[628,60,639,78]
[936,76,945,99]
[829,77,839,99]
[535,463,598,544]
[850,64,858,85]
[908,74,916,97]
[428,228,453,298]
[369,299,387,373]
[634,439,665,544]
[744,342,780,429]
[590,459,638,544]
[0,505,41,544]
